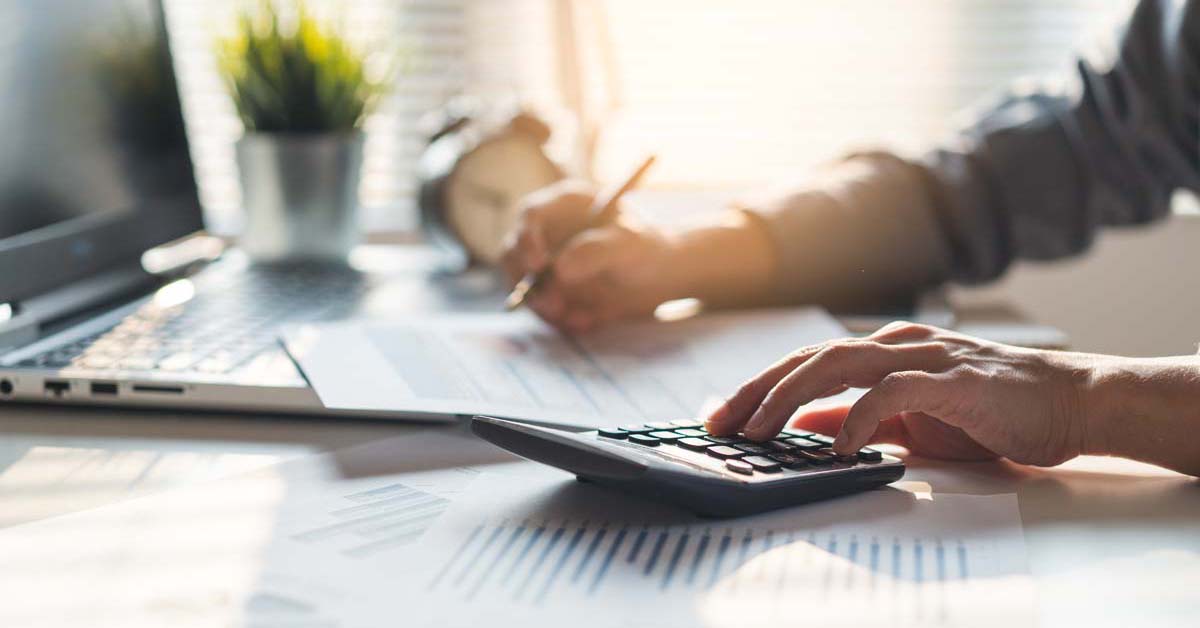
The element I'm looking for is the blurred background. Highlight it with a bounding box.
[166,0,1196,357]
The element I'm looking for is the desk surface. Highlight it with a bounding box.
[1,247,1197,627]
[2,406,1197,627]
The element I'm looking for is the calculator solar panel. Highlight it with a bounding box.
[471,416,905,517]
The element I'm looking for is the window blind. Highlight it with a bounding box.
[586,0,1138,188]
[165,0,1145,234]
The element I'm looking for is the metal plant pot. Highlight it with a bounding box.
[236,131,364,263]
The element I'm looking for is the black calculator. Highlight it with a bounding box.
[471,415,905,517]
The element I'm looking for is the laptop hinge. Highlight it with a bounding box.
[0,263,160,352]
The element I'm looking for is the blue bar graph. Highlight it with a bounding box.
[685,533,710,587]
[427,519,974,607]
[590,526,628,594]
[467,522,528,599]
[660,532,690,589]
[571,526,607,584]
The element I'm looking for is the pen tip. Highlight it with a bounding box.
[504,279,531,311]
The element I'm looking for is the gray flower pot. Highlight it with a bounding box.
[236,131,364,263]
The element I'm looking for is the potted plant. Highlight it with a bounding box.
[217,2,386,263]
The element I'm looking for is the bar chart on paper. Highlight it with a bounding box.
[389,475,1036,628]
[427,520,1008,618]
[289,481,452,558]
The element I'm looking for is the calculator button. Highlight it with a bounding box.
[670,419,705,429]
[781,428,816,438]
[598,428,628,439]
[818,447,858,464]
[784,437,822,451]
[805,433,835,446]
[620,425,656,434]
[725,459,754,475]
[799,450,835,465]
[628,433,661,446]
[858,447,883,462]
[706,445,744,460]
[648,430,684,443]
[768,453,807,468]
[675,428,708,438]
[644,421,676,430]
[742,456,782,472]
[706,435,746,445]
[765,440,796,453]
[734,443,771,456]
[677,437,713,451]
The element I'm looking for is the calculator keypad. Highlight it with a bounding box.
[628,433,661,446]
[597,422,885,479]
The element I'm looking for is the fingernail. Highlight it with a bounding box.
[832,433,852,454]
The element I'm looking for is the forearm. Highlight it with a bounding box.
[737,153,953,310]
[666,210,776,308]
[1087,355,1200,477]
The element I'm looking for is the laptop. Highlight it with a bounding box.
[0,0,386,416]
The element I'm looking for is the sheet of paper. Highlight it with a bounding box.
[0,437,285,529]
[353,471,1036,628]
[0,428,520,628]
[283,308,849,428]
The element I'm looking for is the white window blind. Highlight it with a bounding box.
[165,0,1140,233]
[583,0,1139,188]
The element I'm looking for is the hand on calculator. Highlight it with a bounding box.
[705,322,1112,468]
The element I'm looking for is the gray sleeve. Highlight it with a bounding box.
[747,0,1200,307]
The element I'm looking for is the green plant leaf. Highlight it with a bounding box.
[215,1,394,133]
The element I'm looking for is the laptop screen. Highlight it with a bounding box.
[0,0,203,304]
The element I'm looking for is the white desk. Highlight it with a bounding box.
[1,248,1196,626]
[2,405,1196,627]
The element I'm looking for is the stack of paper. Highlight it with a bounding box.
[0,429,1035,628]
[356,472,1036,628]
[282,308,851,427]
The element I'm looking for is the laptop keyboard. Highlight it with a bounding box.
[15,264,365,375]
[598,420,883,476]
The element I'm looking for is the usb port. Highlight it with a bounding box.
[44,380,70,397]
[131,384,184,395]
[90,382,119,396]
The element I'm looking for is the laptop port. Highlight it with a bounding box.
[0,379,12,396]
[90,382,118,396]
[44,380,70,397]
[131,384,184,395]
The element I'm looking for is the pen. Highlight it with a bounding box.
[504,155,657,311]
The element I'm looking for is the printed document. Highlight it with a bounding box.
[282,308,850,427]
[358,471,1036,628]
[0,428,518,628]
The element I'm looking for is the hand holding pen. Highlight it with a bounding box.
[500,155,705,334]
[505,156,657,311]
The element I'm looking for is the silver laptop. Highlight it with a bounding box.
[0,0,378,416]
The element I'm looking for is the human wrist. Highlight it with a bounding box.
[666,211,776,306]
[1079,356,1124,457]
[1082,355,1200,468]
